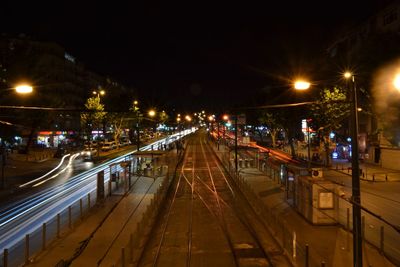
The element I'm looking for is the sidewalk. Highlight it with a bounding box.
[211,142,395,267]
[282,145,400,182]
[27,148,182,267]
[29,176,161,267]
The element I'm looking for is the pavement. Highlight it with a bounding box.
[24,147,182,267]
[210,141,396,267]
[285,145,400,182]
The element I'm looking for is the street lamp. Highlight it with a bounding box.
[344,71,363,267]
[92,89,105,98]
[294,80,312,167]
[148,109,156,118]
[294,80,311,90]
[91,89,106,147]
[2,84,33,189]
[15,84,33,94]
[131,100,141,151]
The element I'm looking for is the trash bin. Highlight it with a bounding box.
[144,167,152,177]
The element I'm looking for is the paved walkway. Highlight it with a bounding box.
[27,148,182,267]
[29,176,161,267]
[211,142,395,267]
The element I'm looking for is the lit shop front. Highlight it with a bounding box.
[37,131,75,147]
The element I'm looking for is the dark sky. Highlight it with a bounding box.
[1,1,379,112]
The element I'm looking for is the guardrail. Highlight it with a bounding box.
[211,140,399,266]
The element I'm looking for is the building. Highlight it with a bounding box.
[327,0,400,168]
[0,34,134,148]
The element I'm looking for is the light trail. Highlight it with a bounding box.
[32,153,80,187]
[19,153,71,188]
[0,129,196,251]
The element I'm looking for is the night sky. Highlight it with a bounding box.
[2,1,378,112]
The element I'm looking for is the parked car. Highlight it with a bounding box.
[119,138,131,147]
[81,147,97,160]
[101,141,116,151]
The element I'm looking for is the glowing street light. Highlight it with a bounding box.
[185,115,192,122]
[222,114,229,121]
[393,74,400,92]
[15,84,33,94]
[148,109,156,117]
[294,80,311,90]
[92,89,105,98]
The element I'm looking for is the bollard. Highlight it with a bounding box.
[385,174,388,181]
[373,174,375,181]
[121,247,125,267]
[80,199,83,219]
[347,208,350,230]
[42,223,46,250]
[69,206,72,228]
[362,216,365,239]
[88,193,91,209]
[321,261,326,267]
[380,226,384,253]
[130,233,134,263]
[3,248,8,267]
[25,234,30,264]
[292,231,297,259]
[305,244,309,267]
[57,213,61,238]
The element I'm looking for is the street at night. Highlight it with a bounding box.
[2,1,400,266]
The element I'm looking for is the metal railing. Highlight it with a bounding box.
[211,141,399,266]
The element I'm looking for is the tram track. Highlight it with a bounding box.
[138,132,289,266]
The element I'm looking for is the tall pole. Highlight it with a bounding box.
[217,122,220,150]
[136,122,140,151]
[307,119,311,169]
[350,75,362,267]
[234,115,238,173]
[1,147,5,189]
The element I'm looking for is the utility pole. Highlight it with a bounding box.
[217,121,220,150]
[307,119,311,169]
[234,114,238,174]
[1,146,5,189]
[349,74,362,267]
[136,122,140,151]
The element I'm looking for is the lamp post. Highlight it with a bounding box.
[294,80,312,168]
[234,114,238,174]
[91,89,106,157]
[131,100,141,151]
[1,84,33,189]
[222,114,228,146]
[344,71,362,267]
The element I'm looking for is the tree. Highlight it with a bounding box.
[158,111,169,125]
[310,86,350,166]
[80,96,107,143]
[257,110,282,147]
[106,112,127,148]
